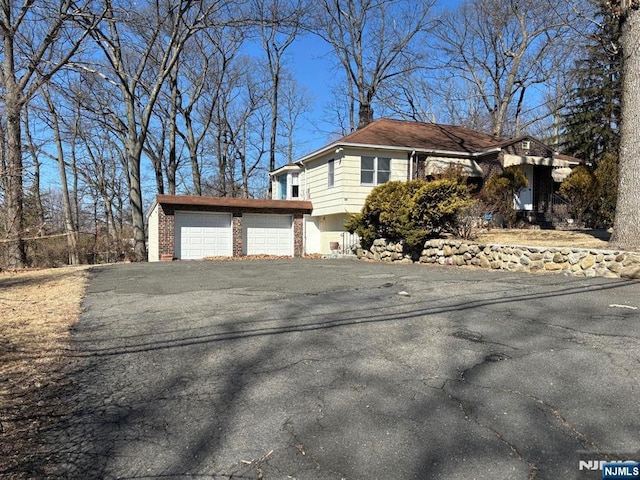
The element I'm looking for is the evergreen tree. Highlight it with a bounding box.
[561,4,621,164]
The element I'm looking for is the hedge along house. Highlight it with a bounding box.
[147,195,312,261]
[270,118,583,255]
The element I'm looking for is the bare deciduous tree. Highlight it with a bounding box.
[254,0,303,193]
[434,0,582,138]
[311,0,434,130]
[85,0,220,261]
[0,0,99,267]
[207,56,268,198]
[176,26,245,195]
[40,86,80,264]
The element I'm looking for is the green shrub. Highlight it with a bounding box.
[593,153,617,227]
[481,166,528,227]
[409,179,472,236]
[345,178,472,251]
[345,180,427,249]
[559,165,598,224]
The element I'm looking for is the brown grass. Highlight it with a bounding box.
[0,266,89,478]
[475,229,612,249]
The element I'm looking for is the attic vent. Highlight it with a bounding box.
[522,140,531,150]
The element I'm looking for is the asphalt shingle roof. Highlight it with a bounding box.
[338,118,504,153]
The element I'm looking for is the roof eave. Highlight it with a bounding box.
[156,194,313,213]
[269,163,303,177]
[292,143,502,164]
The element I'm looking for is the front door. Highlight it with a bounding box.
[514,165,534,211]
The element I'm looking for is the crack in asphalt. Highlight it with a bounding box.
[441,379,539,479]
[543,321,640,341]
[462,380,603,452]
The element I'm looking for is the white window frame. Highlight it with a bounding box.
[291,173,300,199]
[360,156,391,185]
[328,159,335,188]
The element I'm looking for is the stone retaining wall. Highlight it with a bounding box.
[359,238,640,279]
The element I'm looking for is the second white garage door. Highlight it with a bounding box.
[243,214,293,256]
[175,212,232,259]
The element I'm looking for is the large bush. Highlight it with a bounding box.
[409,180,473,235]
[593,153,618,227]
[344,180,426,249]
[345,178,472,251]
[480,166,528,227]
[559,165,598,224]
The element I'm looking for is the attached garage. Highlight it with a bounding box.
[147,195,313,262]
[175,212,232,259]
[243,214,293,256]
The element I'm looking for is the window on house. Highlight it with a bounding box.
[291,173,299,198]
[361,156,391,185]
[277,175,287,200]
[328,159,335,187]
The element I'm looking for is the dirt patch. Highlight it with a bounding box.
[0,266,89,479]
[475,229,612,249]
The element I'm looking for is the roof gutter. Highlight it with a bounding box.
[293,142,502,165]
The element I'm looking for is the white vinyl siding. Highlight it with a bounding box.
[304,155,344,215]
[338,149,406,214]
[304,148,407,216]
[147,204,160,262]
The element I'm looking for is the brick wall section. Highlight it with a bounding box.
[154,197,312,259]
[232,214,243,256]
[293,214,304,257]
[158,204,175,261]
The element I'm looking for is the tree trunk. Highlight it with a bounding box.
[189,145,201,195]
[167,74,178,195]
[3,24,25,267]
[152,154,165,195]
[103,195,117,261]
[184,111,202,195]
[24,110,46,230]
[55,131,80,265]
[4,98,27,268]
[611,7,640,250]
[46,91,80,265]
[268,70,279,197]
[127,142,147,262]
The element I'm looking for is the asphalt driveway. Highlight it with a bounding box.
[51,259,639,479]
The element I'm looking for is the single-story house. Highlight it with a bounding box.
[270,118,582,255]
[147,195,312,261]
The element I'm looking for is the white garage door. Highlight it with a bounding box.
[175,212,232,259]
[243,214,293,256]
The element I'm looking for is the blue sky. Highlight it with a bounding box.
[280,34,336,154]
[269,0,464,159]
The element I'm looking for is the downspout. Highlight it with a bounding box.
[409,151,416,180]
[301,162,308,200]
[300,161,308,255]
